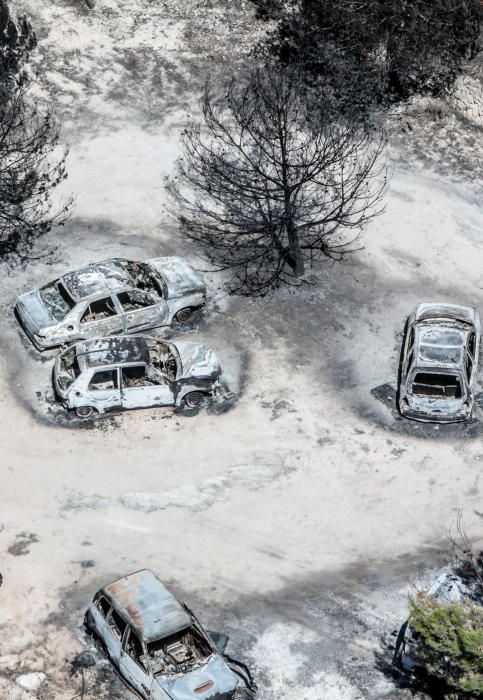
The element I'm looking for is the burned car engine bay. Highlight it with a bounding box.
[146,627,212,676]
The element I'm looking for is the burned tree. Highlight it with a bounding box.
[0,0,70,260]
[171,66,386,295]
[0,88,70,259]
[0,0,35,87]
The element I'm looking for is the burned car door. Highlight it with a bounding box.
[104,607,127,666]
[84,368,122,412]
[402,326,415,381]
[91,595,114,651]
[78,296,124,339]
[120,365,174,410]
[120,627,151,698]
[116,290,169,332]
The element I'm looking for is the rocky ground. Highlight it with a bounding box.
[1,1,483,698]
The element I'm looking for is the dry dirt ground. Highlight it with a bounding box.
[1,1,483,699]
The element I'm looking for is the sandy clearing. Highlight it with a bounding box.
[1,1,483,698]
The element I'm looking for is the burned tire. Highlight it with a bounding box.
[75,406,97,419]
[183,391,206,409]
[175,307,196,324]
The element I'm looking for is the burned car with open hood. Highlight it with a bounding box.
[85,569,256,699]
[15,257,206,350]
[54,335,223,418]
[398,303,481,423]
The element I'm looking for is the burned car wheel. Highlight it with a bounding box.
[183,391,206,408]
[75,406,97,419]
[175,307,197,324]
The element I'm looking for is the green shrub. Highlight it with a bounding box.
[409,593,483,695]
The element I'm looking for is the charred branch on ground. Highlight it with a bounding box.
[450,513,483,603]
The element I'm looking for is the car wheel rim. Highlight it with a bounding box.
[76,407,95,418]
[177,308,193,323]
[186,392,203,408]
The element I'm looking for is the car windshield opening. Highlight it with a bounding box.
[39,282,75,321]
[147,627,212,677]
[122,260,163,296]
[148,341,178,380]
[411,373,462,399]
[57,348,81,390]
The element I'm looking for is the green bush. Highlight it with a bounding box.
[409,593,483,695]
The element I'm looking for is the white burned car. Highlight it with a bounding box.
[15,257,206,350]
[54,335,223,417]
[398,303,480,423]
[85,570,256,700]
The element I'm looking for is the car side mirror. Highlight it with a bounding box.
[207,631,229,654]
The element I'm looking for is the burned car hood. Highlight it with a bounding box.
[147,257,205,298]
[174,342,221,380]
[16,291,57,333]
[156,655,238,699]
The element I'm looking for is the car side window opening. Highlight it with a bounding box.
[466,353,473,382]
[96,595,111,618]
[125,629,148,670]
[121,365,164,388]
[411,372,462,399]
[468,332,476,360]
[118,290,155,312]
[81,297,118,323]
[88,369,119,391]
[108,609,127,641]
[406,328,415,368]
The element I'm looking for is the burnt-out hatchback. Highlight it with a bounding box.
[54,335,223,417]
[15,257,206,350]
[85,570,251,700]
[398,303,481,423]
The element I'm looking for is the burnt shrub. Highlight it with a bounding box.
[252,0,482,110]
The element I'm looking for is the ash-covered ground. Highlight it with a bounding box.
[1,1,483,698]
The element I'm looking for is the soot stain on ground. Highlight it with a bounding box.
[8,532,40,556]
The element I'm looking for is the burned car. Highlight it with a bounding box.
[15,257,206,350]
[54,335,223,417]
[398,302,480,422]
[85,570,256,699]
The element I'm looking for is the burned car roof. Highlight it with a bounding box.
[78,336,150,367]
[103,570,192,643]
[416,326,466,367]
[62,260,133,301]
